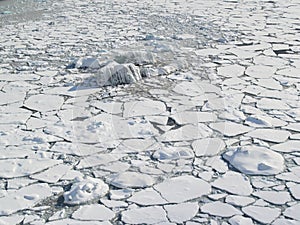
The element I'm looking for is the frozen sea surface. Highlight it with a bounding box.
[0,0,300,224]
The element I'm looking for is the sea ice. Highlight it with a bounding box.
[72,204,115,221]
[0,183,52,216]
[242,205,281,224]
[252,191,291,205]
[63,177,109,205]
[171,111,217,124]
[245,65,276,79]
[153,146,194,161]
[217,64,245,78]
[223,146,284,175]
[212,171,253,196]
[200,201,241,217]
[164,202,199,223]
[0,158,61,178]
[128,188,168,206]
[245,129,290,143]
[121,206,168,224]
[109,172,155,188]
[30,164,71,183]
[209,121,252,137]
[283,203,300,221]
[172,81,205,96]
[192,138,225,156]
[123,100,166,117]
[225,195,255,207]
[271,141,300,153]
[154,175,211,203]
[24,94,64,112]
[228,215,254,225]
[159,124,212,142]
[95,62,142,86]
[287,183,300,200]
[256,98,290,110]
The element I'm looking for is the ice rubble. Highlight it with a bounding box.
[63,177,109,205]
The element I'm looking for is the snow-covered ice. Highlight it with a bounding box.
[223,146,285,175]
[0,0,299,223]
[63,177,109,205]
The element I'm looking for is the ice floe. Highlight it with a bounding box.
[0,183,52,216]
[128,188,168,206]
[154,175,211,203]
[160,124,212,142]
[164,202,199,223]
[0,158,62,178]
[200,201,241,217]
[63,177,109,205]
[283,203,300,221]
[24,94,64,112]
[252,191,291,205]
[223,146,284,175]
[121,206,168,224]
[242,205,281,224]
[209,121,252,137]
[212,171,253,196]
[72,204,115,221]
[245,128,291,143]
[192,138,225,156]
[109,172,155,188]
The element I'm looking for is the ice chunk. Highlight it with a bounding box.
[0,158,61,178]
[123,100,166,117]
[160,124,212,142]
[171,111,217,124]
[109,172,155,188]
[30,164,70,183]
[153,146,194,161]
[223,146,284,175]
[252,191,291,205]
[121,206,168,224]
[271,141,300,153]
[242,205,280,224]
[217,64,245,78]
[283,203,300,221]
[68,57,102,69]
[0,183,52,216]
[95,62,142,86]
[72,204,115,221]
[192,138,225,156]
[24,94,64,112]
[164,202,199,223]
[209,121,252,137]
[128,188,168,206]
[245,129,290,143]
[225,195,255,207]
[114,51,156,66]
[154,175,211,203]
[256,98,290,110]
[212,171,253,196]
[63,177,109,205]
[201,201,241,217]
[229,215,254,225]
[245,65,276,78]
[172,81,205,96]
